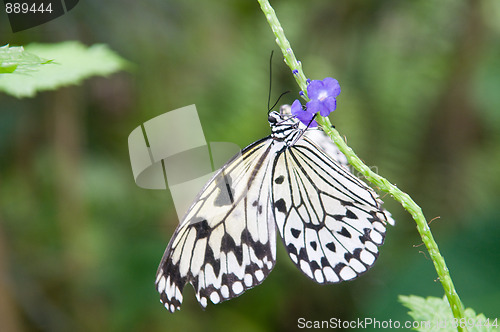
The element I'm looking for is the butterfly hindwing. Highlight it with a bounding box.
[155,138,277,312]
[272,136,389,284]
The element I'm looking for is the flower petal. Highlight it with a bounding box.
[319,97,337,116]
[290,99,303,116]
[322,77,341,97]
[306,99,321,115]
[292,100,318,127]
[297,111,317,127]
[307,80,324,100]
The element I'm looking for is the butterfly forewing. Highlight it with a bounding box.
[155,138,277,312]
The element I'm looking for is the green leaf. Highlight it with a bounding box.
[0,44,51,74]
[0,41,129,98]
[399,295,498,331]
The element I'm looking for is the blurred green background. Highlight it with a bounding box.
[1,0,499,331]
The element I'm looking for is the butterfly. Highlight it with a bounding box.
[155,105,394,312]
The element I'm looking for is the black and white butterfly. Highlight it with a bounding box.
[155,106,394,312]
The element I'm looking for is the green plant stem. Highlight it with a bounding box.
[258,0,467,330]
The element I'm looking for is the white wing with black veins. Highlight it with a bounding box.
[272,136,393,284]
[155,109,395,312]
[155,138,277,312]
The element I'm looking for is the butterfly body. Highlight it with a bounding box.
[156,109,393,312]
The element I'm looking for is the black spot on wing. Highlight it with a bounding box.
[338,199,354,207]
[310,241,317,250]
[274,199,287,213]
[344,252,354,261]
[346,209,358,219]
[252,241,268,260]
[352,248,363,261]
[333,262,346,275]
[359,234,369,244]
[291,228,301,238]
[221,232,243,265]
[240,229,269,260]
[192,219,210,239]
[320,256,330,268]
[326,242,336,252]
[359,228,371,244]
[310,261,320,271]
[252,200,263,214]
[298,247,308,261]
[339,227,352,238]
[274,175,285,184]
[204,245,220,276]
[287,243,297,256]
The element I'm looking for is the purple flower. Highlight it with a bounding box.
[306,77,341,117]
[291,99,318,127]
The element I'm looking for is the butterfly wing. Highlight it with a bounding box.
[155,137,278,312]
[303,129,349,169]
[305,129,395,226]
[272,136,391,284]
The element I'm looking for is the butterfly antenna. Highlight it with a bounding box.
[292,113,317,142]
[305,113,318,130]
[267,50,274,113]
[269,90,290,114]
[267,51,291,113]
